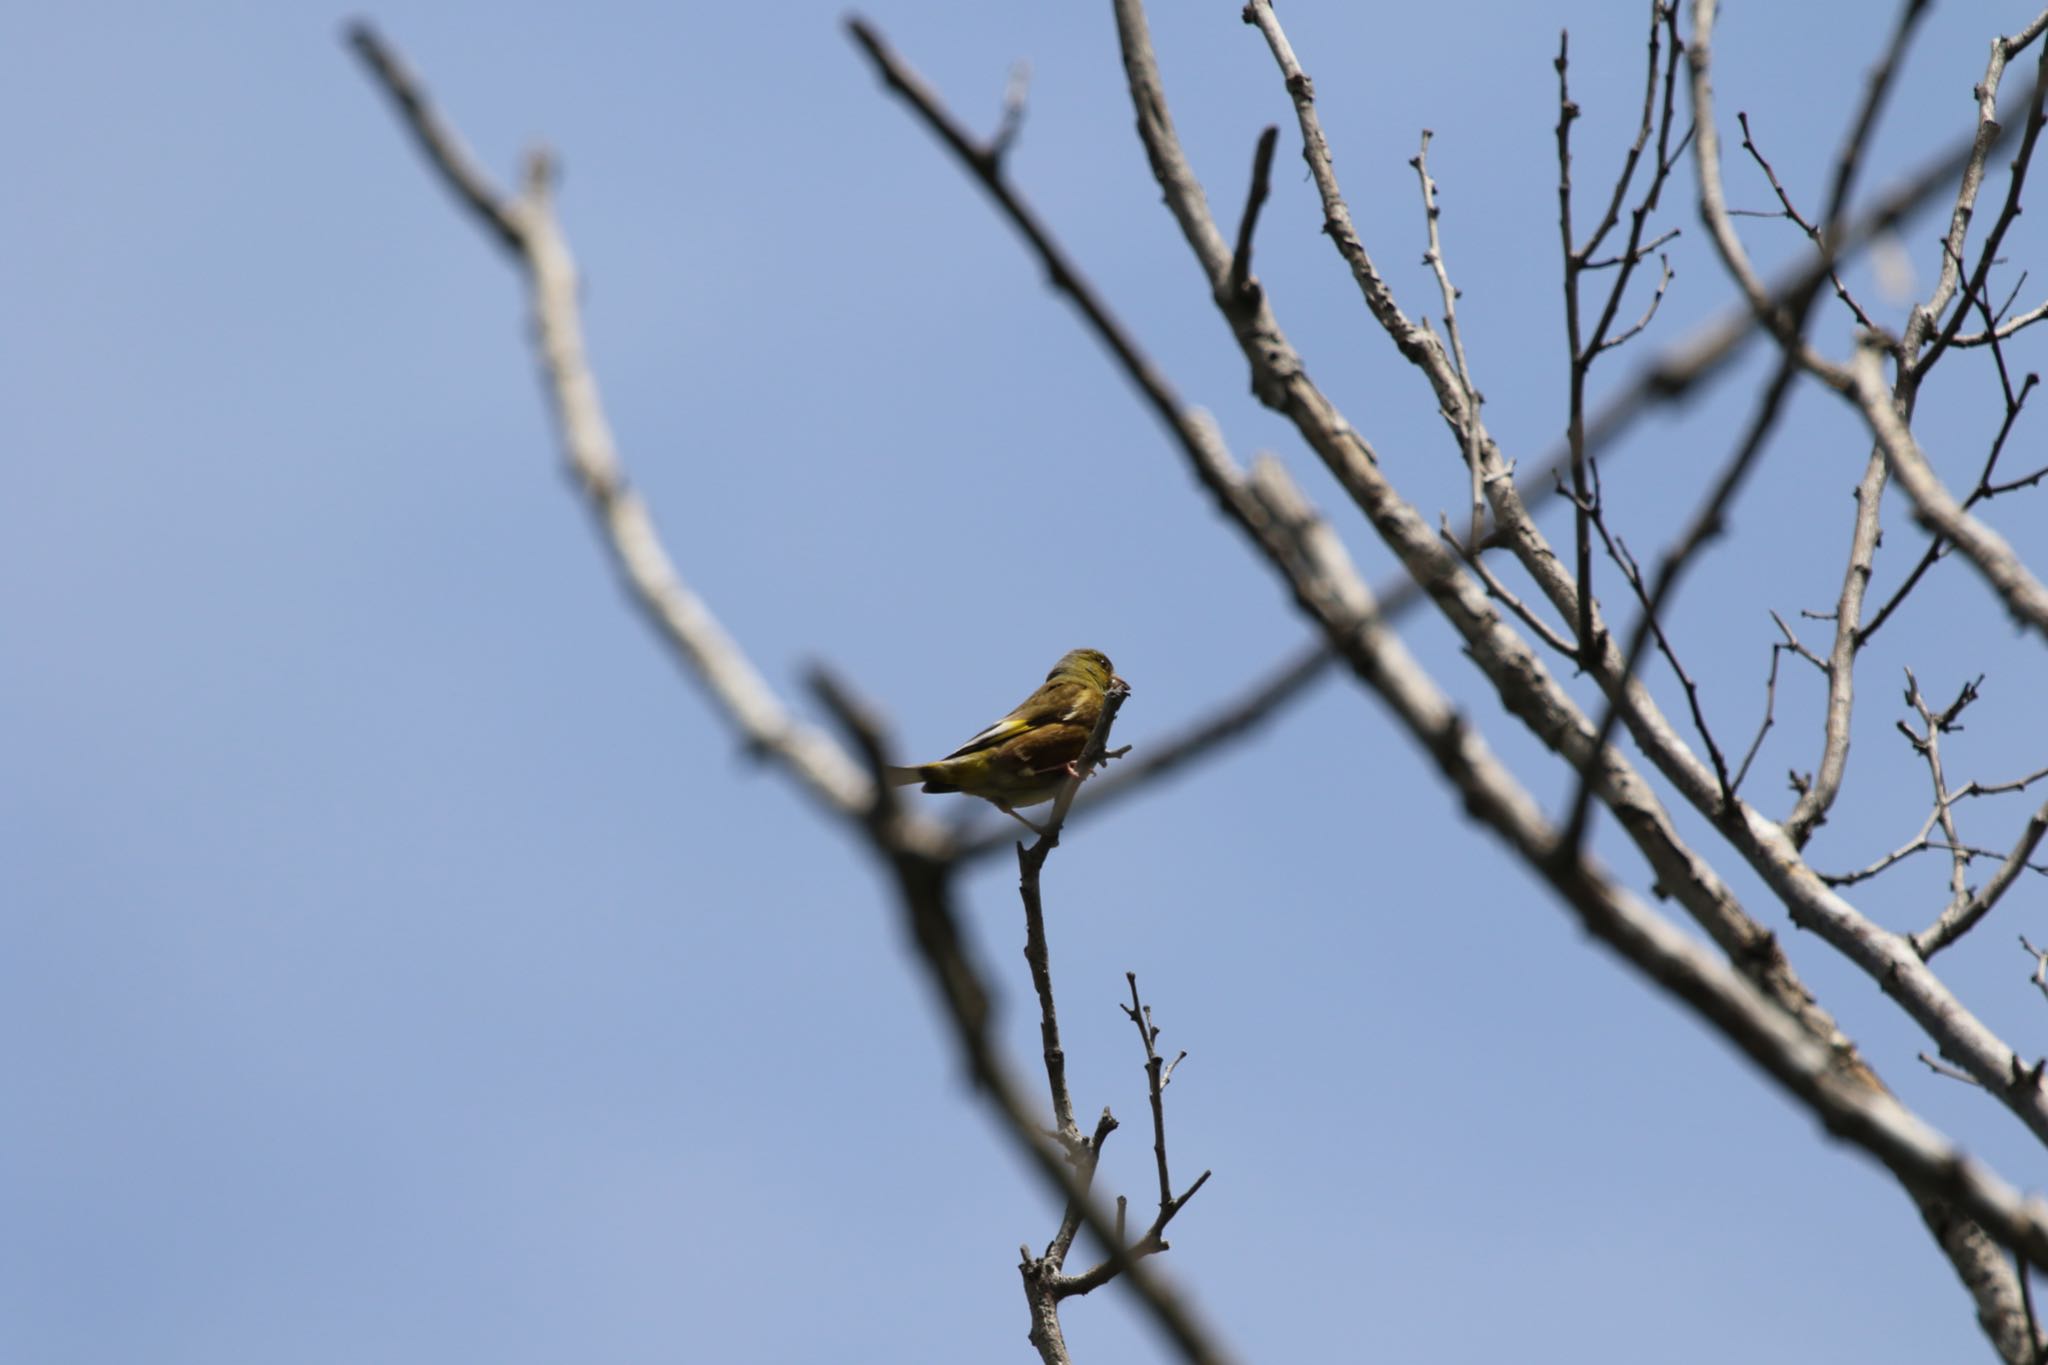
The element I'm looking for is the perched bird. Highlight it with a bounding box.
[888,648,1126,832]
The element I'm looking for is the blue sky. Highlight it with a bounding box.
[7,2,2048,1361]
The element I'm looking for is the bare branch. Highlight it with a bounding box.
[1919,35,2048,372]
[1917,799,2048,959]
[1182,0,2048,1165]
[1564,40,2043,485]
[1239,0,1485,445]
[1557,4,1690,655]
[1859,362,2039,647]
[1906,670,1977,921]
[1585,508,1735,800]
[1778,441,1885,849]
[1730,625,1792,797]
[1206,448,2048,1288]
[1053,976,1211,1298]
[1734,111,1879,331]
[1411,129,1487,545]
[1449,522,1579,656]
[1849,343,2048,639]
[1951,297,2048,347]
[1595,253,1676,354]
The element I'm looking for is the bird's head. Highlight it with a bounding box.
[1049,648,1126,693]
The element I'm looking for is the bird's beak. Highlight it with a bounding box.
[1112,673,1130,692]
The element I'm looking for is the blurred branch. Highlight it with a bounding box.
[345,25,522,250]
[347,20,883,829]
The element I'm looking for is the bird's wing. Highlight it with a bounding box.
[1006,722,1092,776]
[939,681,1088,760]
[941,711,1037,759]
[940,716,1025,759]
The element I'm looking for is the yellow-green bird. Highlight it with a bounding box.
[888,648,1126,831]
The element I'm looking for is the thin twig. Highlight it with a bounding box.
[1734,110,1878,330]
[1229,126,1280,300]
[1729,629,1788,797]
[1562,342,1805,844]
[1591,512,1734,799]
[1920,1052,1985,1086]
[989,59,1032,169]
[1411,129,1486,546]
[2024,936,2048,1006]
[1052,975,1211,1298]
[1017,679,1133,1150]
[1448,521,1579,656]
[1917,798,2048,959]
